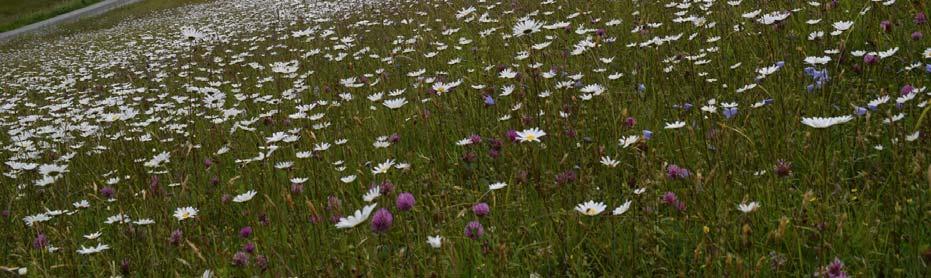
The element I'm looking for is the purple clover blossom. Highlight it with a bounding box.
[912,31,923,41]
[472,203,490,217]
[33,233,48,250]
[169,229,183,246]
[396,192,415,211]
[239,226,253,238]
[100,187,115,199]
[863,54,878,65]
[825,257,848,278]
[666,164,690,180]
[505,129,519,142]
[469,134,482,144]
[662,192,687,212]
[242,242,256,253]
[880,20,892,32]
[624,117,636,127]
[900,84,914,96]
[232,251,249,267]
[371,208,393,233]
[916,12,927,25]
[464,221,485,240]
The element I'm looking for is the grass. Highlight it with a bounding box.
[0,0,930,276]
[0,0,102,32]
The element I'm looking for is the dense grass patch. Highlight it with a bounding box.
[0,0,102,32]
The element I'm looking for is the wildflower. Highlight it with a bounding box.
[738,201,760,213]
[666,164,690,179]
[775,160,793,177]
[612,201,632,215]
[427,236,443,248]
[242,242,256,253]
[664,121,686,129]
[880,20,892,32]
[239,226,253,238]
[600,156,620,167]
[233,190,257,203]
[516,128,546,142]
[801,115,853,128]
[173,207,198,221]
[370,208,393,233]
[100,187,115,199]
[255,255,269,272]
[33,234,48,250]
[77,243,110,255]
[662,192,686,212]
[396,192,415,211]
[464,221,484,240]
[863,54,878,65]
[472,203,490,217]
[575,201,607,216]
[513,18,543,37]
[488,182,507,191]
[232,251,249,267]
[169,229,183,245]
[335,204,376,229]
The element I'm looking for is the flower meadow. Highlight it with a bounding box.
[1,0,930,276]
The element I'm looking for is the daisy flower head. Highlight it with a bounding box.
[232,190,257,203]
[575,201,607,216]
[513,18,543,37]
[801,115,853,128]
[174,207,198,221]
[335,204,377,229]
[738,201,760,213]
[612,200,633,215]
[427,235,443,248]
[516,128,546,143]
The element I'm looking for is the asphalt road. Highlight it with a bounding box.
[0,0,142,43]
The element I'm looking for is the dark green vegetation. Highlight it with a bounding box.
[0,0,102,32]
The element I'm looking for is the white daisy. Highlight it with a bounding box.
[612,201,633,215]
[233,190,257,203]
[801,115,853,128]
[335,204,377,229]
[575,201,607,216]
[737,201,760,213]
[516,128,546,142]
[427,235,443,248]
[173,207,198,221]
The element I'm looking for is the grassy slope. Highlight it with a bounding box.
[0,0,929,277]
[0,0,103,32]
